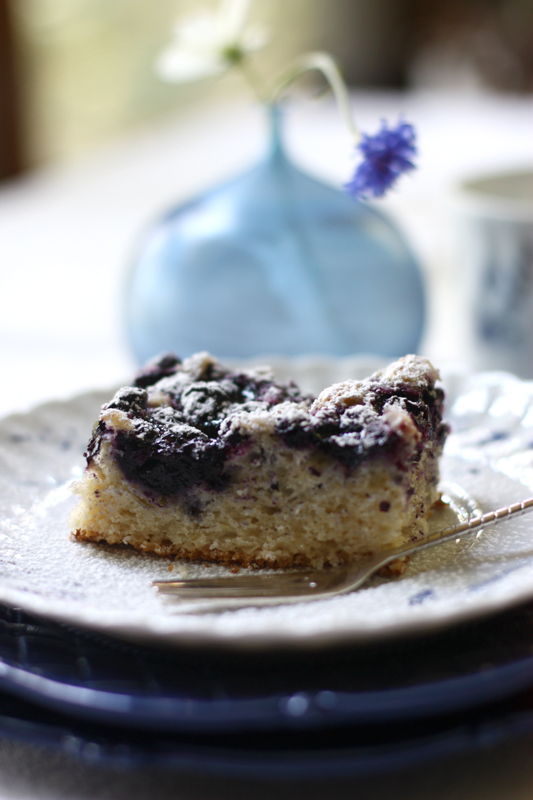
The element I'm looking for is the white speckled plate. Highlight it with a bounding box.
[2,358,533,649]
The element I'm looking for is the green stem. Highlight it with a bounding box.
[269,51,360,143]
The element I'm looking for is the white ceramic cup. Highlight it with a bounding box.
[456,170,533,378]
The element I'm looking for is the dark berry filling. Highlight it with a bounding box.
[133,354,182,388]
[86,353,447,499]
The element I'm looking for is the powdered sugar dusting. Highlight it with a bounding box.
[312,355,438,413]
[85,353,444,498]
[371,355,439,389]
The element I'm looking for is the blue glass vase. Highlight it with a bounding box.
[125,106,425,363]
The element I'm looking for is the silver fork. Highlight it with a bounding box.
[153,496,533,609]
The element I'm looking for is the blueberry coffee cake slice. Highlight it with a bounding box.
[70,352,448,568]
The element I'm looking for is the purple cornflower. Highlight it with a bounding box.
[345,119,417,200]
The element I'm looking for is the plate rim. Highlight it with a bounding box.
[3,640,533,733]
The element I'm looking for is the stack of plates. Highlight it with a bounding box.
[2,360,533,777]
[1,600,533,778]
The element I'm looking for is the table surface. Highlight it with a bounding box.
[0,732,532,800]
[0,89,533,798]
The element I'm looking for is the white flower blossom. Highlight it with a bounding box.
[156,0,268,83]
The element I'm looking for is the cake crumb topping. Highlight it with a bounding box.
[86,352,446,498]
[370,354,440,388]
[312,355,439,413]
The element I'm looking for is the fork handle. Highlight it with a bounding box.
[427,496,533,543]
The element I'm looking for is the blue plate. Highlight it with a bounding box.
[1,676,533,779]
[1,600,533,737]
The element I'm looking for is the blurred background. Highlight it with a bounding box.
[3,0,532,175]
[0,0,532,414]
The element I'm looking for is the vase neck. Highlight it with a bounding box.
[267,105,286,162]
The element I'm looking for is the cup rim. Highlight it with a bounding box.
[453,168,533,222]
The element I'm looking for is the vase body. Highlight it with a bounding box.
[125,107,425,363]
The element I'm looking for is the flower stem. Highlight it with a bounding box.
[269,52,360,142]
